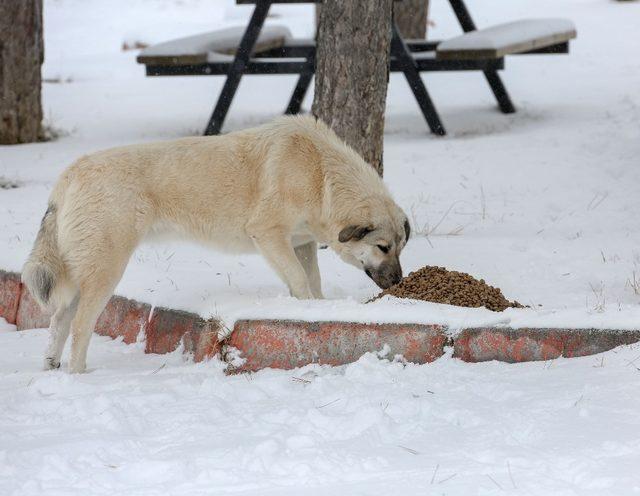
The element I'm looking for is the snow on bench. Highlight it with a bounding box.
[436,19,577,60]
[137,26,292,66]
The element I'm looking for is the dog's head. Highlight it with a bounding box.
[332,196,410,289]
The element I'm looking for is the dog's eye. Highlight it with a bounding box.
[377,245,389,254]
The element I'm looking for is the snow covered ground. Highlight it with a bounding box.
[2,0,640,331]
[2,318,640,495]
[1,2,640,493]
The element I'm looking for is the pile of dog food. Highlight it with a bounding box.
[372,265,523,312]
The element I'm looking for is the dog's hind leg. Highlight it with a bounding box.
[67,250,133,374]
[44,296,78,370]
[294,241,323,299]
[67,278,117,374]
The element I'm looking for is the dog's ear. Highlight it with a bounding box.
[404,219,411,242]
[338,225,373,243]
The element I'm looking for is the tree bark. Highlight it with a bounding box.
[394,0,430,39]
[319,2,430,39]
[312,0,393,176]
[0,0,44,144]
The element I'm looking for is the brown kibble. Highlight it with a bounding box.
[369,265,524,312]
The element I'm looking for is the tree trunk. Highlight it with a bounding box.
[312,0,393,176]
[320,2,430,40]
[394,0,430,39]
[0,0,44,144]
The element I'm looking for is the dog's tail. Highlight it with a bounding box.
[22,203,72,311]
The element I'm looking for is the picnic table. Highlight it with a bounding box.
[137,0,576,136]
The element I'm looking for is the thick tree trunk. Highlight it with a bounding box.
[0,0,44,144]
[318,1,430,39]
[312,0,393,176]
[394,0,430,39]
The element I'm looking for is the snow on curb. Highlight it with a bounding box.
[1,269,639,371]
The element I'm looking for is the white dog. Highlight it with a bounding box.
[23,115,410,373]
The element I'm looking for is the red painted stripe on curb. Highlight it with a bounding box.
[145,307,220,361]
[95,296,151,344]
[0,270,21,325]
[226,320,448,372]
[454,328,640,363]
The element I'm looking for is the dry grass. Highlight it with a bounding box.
[43,76,73,84]
[40,114,70,142]
[626,271,640,296]
[587,282,606,313]
[409,198,466,243]
[0,176,20,190]
[121,40,148,51]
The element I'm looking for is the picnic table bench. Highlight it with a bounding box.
[137,0,576,136]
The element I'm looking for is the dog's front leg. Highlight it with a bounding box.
[294,241,323,299]
[250,228,314,299]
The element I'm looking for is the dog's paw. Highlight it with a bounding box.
[43,357,61,371]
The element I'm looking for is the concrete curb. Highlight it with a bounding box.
[226,320,447,372]
[453,327,640,362]
[1,270,639,371]
[0,270,218,361]
[146,306,220,362]
[0,270,20,325]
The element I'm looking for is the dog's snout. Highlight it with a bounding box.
[365,261,402,289]
[386,266,402,287]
